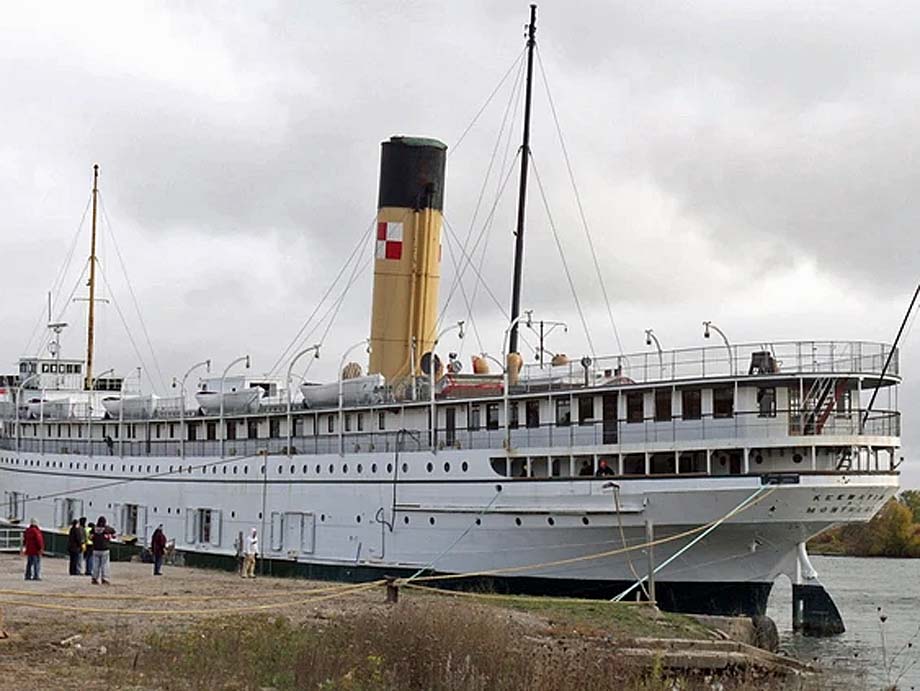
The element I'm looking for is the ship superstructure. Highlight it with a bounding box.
[0,6,904,635]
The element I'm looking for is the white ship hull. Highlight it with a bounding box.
[0,447,897,614]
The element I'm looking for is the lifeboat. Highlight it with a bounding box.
[300,374,385,409]
[101,395,157,420]
[195,387,262,415]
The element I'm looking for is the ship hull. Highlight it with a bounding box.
[0,448,898,617]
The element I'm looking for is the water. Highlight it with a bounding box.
[766,556,920,689]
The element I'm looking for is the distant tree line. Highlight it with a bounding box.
[809,491,920,557]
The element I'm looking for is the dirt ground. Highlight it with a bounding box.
[0,553,415,690]
[0,553,803,691]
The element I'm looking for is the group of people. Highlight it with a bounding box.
[65,516,116,583]
[22,516,170,583]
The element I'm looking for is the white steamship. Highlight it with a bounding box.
[0,7,902,633]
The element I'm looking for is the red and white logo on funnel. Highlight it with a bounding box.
[376,221,403,260]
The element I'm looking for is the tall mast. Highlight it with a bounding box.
[84,163,99,391]
[508,4,537,355]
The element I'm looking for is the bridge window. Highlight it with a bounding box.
[626,392,644,423]
[468,404,481,431]
[486,403,500,430]
[525,400,540,428]
[757,387,776,418]
[713,387,734,419]
[682,389,701,420]
[555,398,571,427]
[654,389,671,422]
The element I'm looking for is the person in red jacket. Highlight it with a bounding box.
[150,524,167,576]
[22,519,44,581]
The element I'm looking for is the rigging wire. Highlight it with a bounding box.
[460,55,528,355]
[31,260,91,361]
[450,48,526,156]
[267,217,377,376]
[98,195,168,395]
[22,195,93,357]
[530,153,596,358]
[536,46,625,355]
[437,149,521,323]
[96,262,156,391]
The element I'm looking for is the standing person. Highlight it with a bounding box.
[77,517,87,574]
[91,516,116,585]
[150,524,167,576]
[67,519,83,575]
[242,528,258,579]
[22,519,44,581]
[84,521,95,576]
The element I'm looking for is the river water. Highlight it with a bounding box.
[766,556,920,689]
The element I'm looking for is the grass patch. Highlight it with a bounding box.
[105,602,784,691]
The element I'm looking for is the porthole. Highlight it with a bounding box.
[315,464,321,474]
[278,465,283,474]
[343,464,349,474]
[444,462,451,472]
[402,463,408,473]
[461,462,469,472]
[754,454,763,465]
[582,517,590,526]
[403,516,410,525]
[793,453,803,464]
[429,517,436,526]
[495,484,503,492]
[426,462,433,472]
[356,515,362,523]
[244,466,249,474]
[329,464,334,473]
[167,508,171,514]
[371,463,378,473]
[357,464,363,474]
[302,465,308,473]
[387,463,393,473]
[514,517,522,526]
[222,467,227,474]
[231,511,236,518]
[233,466,238,475]
[547,517,555,526]
[290,465,295,474]
[475,518,482,526]
[320,514,326,522]
[258,512,262,519]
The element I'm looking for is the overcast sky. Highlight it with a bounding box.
[2,2,917,481]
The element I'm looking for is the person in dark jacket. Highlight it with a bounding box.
[91,516,116,585]
[84,521,95,576]
[150,525,167,576]
[595,458,615,476]
[22,519,44,581]
[67,519,83,575]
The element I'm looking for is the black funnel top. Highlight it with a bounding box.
[377,136,447,211]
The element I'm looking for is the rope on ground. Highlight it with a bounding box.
[0,579,383,616]
[0,578,379,602]
[401,582,656,606]
[401,487,777,584]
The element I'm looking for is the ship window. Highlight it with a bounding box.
[555,398,571,427]
[578,396,593,425]
[345,414,352,432]
[486,403,499,430]
[468,404,481,431]
[713,387,734,419]
[654,389,672,422]
[626,392,644,423]
[757,387,776,418]
[327,416,334,434]
[227,421,236,440]
[508,402,519,429]
[525,400,540,429]
[357,413,364,431]
[378,412,385,431]
[248,420,260,439]
[197,508,212,543]
[681,389,701,420]
[187,424,197,442]
[206,422,217,441]
[41,364,49,373]
[269,418,280,438]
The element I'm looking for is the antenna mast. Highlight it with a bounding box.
[85,164,99,391]
[508,4,537,354]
